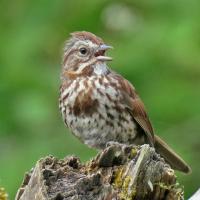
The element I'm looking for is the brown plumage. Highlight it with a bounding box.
[59,31,191,174]
[71,31,104,45]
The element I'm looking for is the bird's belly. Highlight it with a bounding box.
[66,110,137,149]
[60,77,137,149]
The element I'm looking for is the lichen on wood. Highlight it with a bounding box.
[0,187,8,200]
[15,143,184,200]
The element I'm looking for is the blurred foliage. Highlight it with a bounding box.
[0,0,200,199]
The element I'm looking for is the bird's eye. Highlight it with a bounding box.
[79,47,88,55]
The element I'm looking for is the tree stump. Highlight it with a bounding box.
[15,143,184,200]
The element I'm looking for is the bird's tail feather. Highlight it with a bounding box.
[154,135,191,174]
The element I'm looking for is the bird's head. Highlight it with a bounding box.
[62,31,113,79]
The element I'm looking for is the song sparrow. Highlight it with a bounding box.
[59,31,191,173]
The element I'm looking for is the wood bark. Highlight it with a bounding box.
[15,143,184,200]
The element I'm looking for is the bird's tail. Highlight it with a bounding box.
[154,135,191,174]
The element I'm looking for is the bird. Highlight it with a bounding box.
[59,31,191,174]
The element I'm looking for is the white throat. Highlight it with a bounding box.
[93,62,108,75]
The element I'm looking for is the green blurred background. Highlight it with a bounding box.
[0,0,200,199]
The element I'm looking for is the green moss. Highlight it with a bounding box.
[113,168,136,200]
[155,182,172,190]
[154,182,178,190]
[129,148,137,159]
[113,167,124,188]
[154,182,184,200]
[0,187,8,200]
[120,176,136,200]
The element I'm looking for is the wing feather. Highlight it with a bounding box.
[114,74,154,145]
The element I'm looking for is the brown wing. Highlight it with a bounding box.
[114,74,154,145]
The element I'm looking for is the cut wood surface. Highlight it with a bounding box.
[15,143,184,200]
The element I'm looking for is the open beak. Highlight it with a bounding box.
[98,44,113,51]
[95,44,113,61]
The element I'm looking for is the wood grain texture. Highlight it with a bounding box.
[15,143,184,200]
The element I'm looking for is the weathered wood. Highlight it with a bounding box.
[15,143,184,200]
